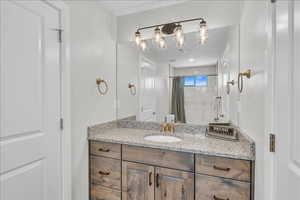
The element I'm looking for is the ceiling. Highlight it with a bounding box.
[98,0,188,16]
[142,26,234,68]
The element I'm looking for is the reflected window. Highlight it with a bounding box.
[184,75,208,87]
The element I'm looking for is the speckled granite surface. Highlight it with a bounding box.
[88,121,255,161]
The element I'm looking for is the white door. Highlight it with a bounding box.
[0,1,62,200]
[139,56,157,121]
[273,0,300,199]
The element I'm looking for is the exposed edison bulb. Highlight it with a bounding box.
[175,24,184,42]
[154,27,161,43]
[199,20,208,45]
[176,35,184,49]
[140,40,147,51]
[135,31,141,46]
[159,37,166,49]
[158,37,167,49]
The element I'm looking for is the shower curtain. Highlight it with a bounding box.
[171,77,186,123]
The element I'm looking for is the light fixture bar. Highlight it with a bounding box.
[136,17,205,31]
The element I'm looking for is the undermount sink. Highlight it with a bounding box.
[144,135,182,143]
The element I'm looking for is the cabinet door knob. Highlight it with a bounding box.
[149,172,153,186]
[213,165,230,172]
[98,171,110,176]
[213,195,229,200]
[98,148,110,152]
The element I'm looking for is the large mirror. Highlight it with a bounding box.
[117,25,240,125]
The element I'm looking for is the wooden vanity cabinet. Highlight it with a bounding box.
[90,141,122,200]
[155,167,194,200]
[122,162,154,200]
[89,141,253,200]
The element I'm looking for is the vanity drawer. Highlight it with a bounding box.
[90,156,121,190]
[196,174,250,200]
[90,184,121,200]
[196,155,251,182]
[90,141,121,159]
[122,145,194,172]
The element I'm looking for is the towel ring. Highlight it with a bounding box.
[226,80,235,95]
[128,83,136,96]
[238,69,251,93]
[96,78,108,95]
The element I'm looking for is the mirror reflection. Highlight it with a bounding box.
[117,25,239,125]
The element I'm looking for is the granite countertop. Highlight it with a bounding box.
[88,123,255,161]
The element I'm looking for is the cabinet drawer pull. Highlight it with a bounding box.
[213,195,229,200]
[149,172,153,186]
[98,148,110,152]
[213,165,230,172]
[98,171,110,175]
[156,174,160,187]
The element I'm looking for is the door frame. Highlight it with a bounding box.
[43,1,71,200]
[264,1,276,200]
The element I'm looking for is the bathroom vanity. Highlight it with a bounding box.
[88,122,255,200]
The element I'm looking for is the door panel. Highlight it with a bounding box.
[0,1,62,200]
[155,167,194,200]
[1,161,44,200]
[139,56,157,121]
[275,0,300,199]
[122,161,154,200]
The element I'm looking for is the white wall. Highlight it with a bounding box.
[68,2,117,200]
[118,1,241,42]
[239,1,269,200]
[117,43,139,119]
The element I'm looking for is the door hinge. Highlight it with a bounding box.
[60,118,64,131]
[52,28,63,43]
[270,134,275,152]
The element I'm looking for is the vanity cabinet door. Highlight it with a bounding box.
[155,167,194,200]
[122,161,154,200]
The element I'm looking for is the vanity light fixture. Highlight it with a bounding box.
[199,20,208,44]
[135,30,141,46]
[154,27,162,44]
[134,17,207,50]
[140,40,147,51]
[159,37,166,49]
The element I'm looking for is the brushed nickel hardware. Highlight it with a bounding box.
[149,172,153,186]
[270,134,276,152]
[96,78,108,95]
[98,171,110,176]
[98,148,110,152]
[128,83,137,96]
[213,165,231,172]
[156,173,160,187]
[238,69,251,93]
[226,80,235,95]
[213,195,229,200]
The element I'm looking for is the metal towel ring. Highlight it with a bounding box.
[226,80,235,95]
[96,78,108,95]
[128,83,136,96]
[238,69,251,93]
